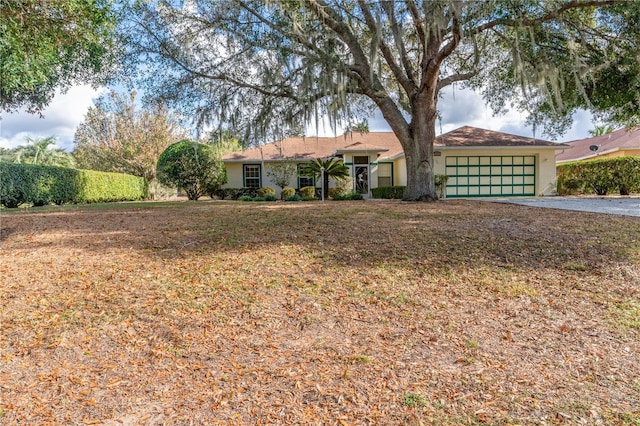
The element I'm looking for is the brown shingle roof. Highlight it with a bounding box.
[223,126,562,162]
[555,127,640,162]
[436,126,559,147]
[223,133,404,161]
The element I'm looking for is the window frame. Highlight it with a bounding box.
[377,162,394,187]
[297,163,315,189]
[243,164,262,188]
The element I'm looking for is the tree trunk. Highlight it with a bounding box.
[400,98,438,201]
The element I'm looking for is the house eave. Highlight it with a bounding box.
[556,147,623,164]
[333,148,390,155]
[434,145,566,150]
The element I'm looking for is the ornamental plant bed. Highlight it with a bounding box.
[1,200,639,425]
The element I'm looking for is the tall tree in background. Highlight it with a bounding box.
[589,125,616,137]
[204,129,245,155]
[0,0,118,114]
[125,1,638,200]
[73,90,187,196]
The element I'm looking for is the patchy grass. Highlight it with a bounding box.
[611,301,640,329]
[402,392,428,407]
[1,200,639,424]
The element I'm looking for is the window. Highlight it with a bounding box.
[353,155,369,165]
[243,164,261,188]
[297,163,315,188]
[377,162,393,187]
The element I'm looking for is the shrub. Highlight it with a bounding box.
[0,163,146,207]
[332,191,364,200]
[558,177,583,195]
[610,157,640,195]
[264,194,277,201]
[0,163,28,207]
[557,157,640,196]
[285,194,302,202]
[281,187,296,199]
[371,186,405,199]
[239,195,253,201]
[213,187,258,200]
[157,140,227,201]
[332,176,354,198]
[75,170,147,203]
[299,186,316,199]
[435,175,449,198]
[257,187,275,197]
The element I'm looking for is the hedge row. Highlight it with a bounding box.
[371,175,448,199]
[557,156,640,196]
[371,186,405,199]
[0,163,147,208]
[213,187,260,200]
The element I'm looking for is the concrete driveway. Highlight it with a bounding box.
[486,196,640,217]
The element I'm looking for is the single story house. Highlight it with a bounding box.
[556,127,640,164]
[222,126,566,198]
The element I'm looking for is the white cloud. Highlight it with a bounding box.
[0,85,107,151]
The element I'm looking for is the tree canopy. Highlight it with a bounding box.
[124,0,639,200]
[73,90,186,184]
[156,140,227,201]
[0,0,118,114]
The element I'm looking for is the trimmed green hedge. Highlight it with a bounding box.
[557,157,640,196]
[75,169,147,203]
[371,186,405,199]
[213,187,259,200]
[0,163,146,208]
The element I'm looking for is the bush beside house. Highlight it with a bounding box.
[156,140,227,201]
[557,157,640,195]
[371,186,405,199]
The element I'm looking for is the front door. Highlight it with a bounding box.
[355,165,369,194]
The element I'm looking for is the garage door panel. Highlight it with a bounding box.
[445,155,536,198]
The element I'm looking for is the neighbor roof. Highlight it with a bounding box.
[556,127,640,162]
[223,126,562,162]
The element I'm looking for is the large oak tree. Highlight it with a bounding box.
[0,0,119,114]
[124,0,638,200]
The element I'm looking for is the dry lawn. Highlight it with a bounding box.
[0,200,639,425]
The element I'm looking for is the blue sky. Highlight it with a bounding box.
[0,84,595,152]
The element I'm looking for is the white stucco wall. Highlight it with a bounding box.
[223,161,330,198]
[224,162,245,188]
[223,147,560,198]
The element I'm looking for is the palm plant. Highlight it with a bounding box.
[306,158,349,199]
[10,136,75,168]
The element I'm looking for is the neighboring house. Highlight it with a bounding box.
[222,126,566,198]
[556,127,640,164]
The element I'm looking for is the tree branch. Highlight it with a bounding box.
[381,1,418,91]
[357,1,416,99]
[472,0,621,35]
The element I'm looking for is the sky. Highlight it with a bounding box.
[0,84,595,152]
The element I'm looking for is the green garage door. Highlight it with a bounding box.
[445,155,536,198]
